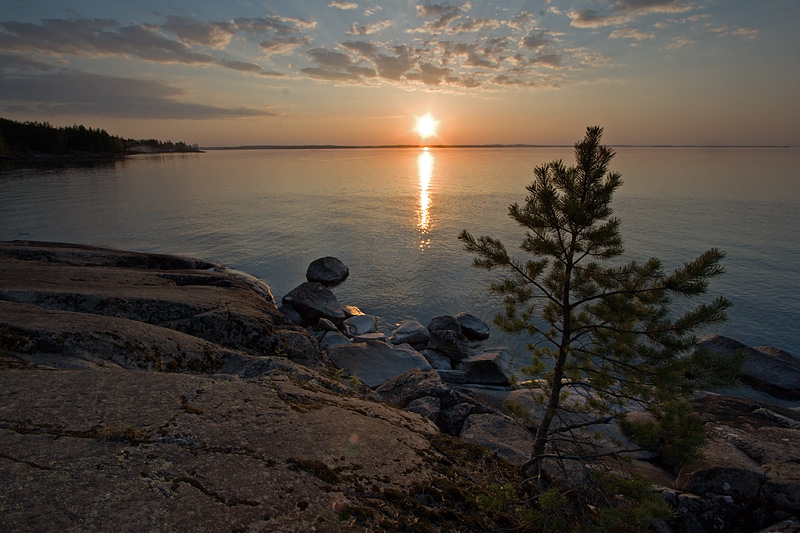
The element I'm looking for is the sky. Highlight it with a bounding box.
[1,0,798,147]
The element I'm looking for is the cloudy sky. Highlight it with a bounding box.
[1,0,797,146]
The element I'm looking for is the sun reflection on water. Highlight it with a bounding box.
[417,148,433,250]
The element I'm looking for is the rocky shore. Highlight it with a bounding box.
[1,241,798,532]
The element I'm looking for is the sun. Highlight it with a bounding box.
[415,114,437,140]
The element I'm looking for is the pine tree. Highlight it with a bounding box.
[459,126,735,479]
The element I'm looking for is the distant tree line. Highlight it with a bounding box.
[0,118,200,158]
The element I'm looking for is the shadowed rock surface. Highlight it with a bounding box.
[0,241,516,532]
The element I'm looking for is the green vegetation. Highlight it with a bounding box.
[0,117,199,158]
[460,126,739,479]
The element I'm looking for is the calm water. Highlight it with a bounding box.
[1,147,798,363]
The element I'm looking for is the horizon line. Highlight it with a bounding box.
[202,143,794,150]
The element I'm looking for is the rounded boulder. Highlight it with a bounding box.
[306,257,349,285]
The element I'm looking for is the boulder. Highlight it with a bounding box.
[352,332,386,343]
[278,303,303,325]
[456,312,490,341]
[462,348,513,386]
[375,368,456,409]
[327,341,432,388]
[391,319,430,347]
[281,282,345,327]
[669,394,800,529]
[344,314,377,337]
[305,256,349,285]
[440,403,474,436]
[407,396,442,423]
[427,315,461,333]
[697,334,800,400]
[319,331,350,351]
[426,329,472,362]
[421,348,452,370]
[341,305,364,317]
[459,413,533,465]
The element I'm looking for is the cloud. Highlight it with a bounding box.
[329,0,358,9]
[415,2,472,32]
[610,0,694,15]
[233,16,316,37]
[0,71,276,119]
[161,16,236,49]
[260,35,313,56]
[709,26,758,40]
[568,10,627,28]
[300,46,377,82]
[405,62,452,86]
[521,31,550,49]
[0,18,216,65]
[346,20,391,35]
[0,53,58,72]
[508,11,535,30]
[610,28,656,41]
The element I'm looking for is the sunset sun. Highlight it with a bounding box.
[415,114,437,140]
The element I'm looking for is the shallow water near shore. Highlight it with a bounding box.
[1,146,798,366]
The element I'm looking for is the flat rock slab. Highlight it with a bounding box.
[328,341,432,388]
[0,241,519,531]
[0,366,439,532]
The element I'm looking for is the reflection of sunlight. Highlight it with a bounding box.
[417,148,433,251]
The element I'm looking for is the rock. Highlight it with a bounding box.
[440,403,474,436]
[1,242,527,531]
[697,334,800,400]
[407,396,442,423]
[327,341,432,388]
[278,303,303,325]
[375,368,456,409]
[427,315,461,333]
[391,319,430,347]
[281,282,345,327]
[674,394,800,528]
[421,348,452,370]
[305,256,349,285]
[352,332,386,343]
[341,305,363,317]
[456,312,490,341]
[317,318,340,332]
[319,331,350,351]
[343,314,377,337]
[462,347,513,385]
[426,329,472,362]
[459,413,533,465]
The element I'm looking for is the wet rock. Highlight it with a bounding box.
[427,315,461,333]
[343,314,377,337]
[281,282,345,327]
[305,256,349,285]
[327,341,432,388]
[391,319,430,347]
[427,329,472,362]
[421,348,452,370]
[462,347,513,386]
[697,334,800,400]
[319,331,350,351]
[456,312,490,341]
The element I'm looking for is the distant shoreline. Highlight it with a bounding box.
[203,144,794,150]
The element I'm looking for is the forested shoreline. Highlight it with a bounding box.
[0,117,200,159]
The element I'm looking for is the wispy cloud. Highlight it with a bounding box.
[0,71,276,118]
[329,0,358,10]
[346,20,391,36]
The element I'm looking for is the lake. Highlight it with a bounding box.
[1,146,798,365]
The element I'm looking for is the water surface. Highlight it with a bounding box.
[1,146,797,363]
